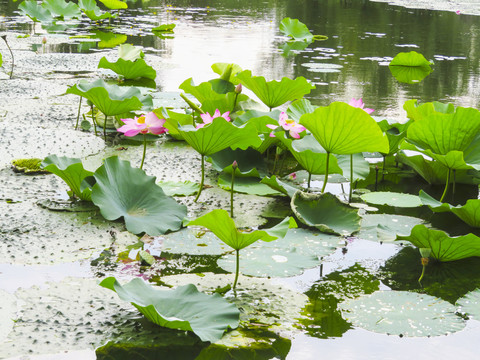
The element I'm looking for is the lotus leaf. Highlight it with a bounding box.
[152,23,175,33]
[236,70,314,110]
[378,119,411,156]
[211,63,243,84]
[300,102,389,155]
[260,175,301,198]
[360,191,422,208]
[233,110,280,153]
[419,190,480,227]
[398,224,480,261]
[291,191,361,236]
[155,108,192,140]
[335,153,369,182]
[98,57,156,80]
[19,0,53,22]
[78,0,115,21]
[42,0,81,19]
[218,174,282,196]
[286,98,316,122]
[457,289,480,319]
[389,51,433,84]
[118,44,144,61]
[207,147,268,177]
[340,290,465,337]
[66,79,144,116]
[177,118,261,156]
[92,30,127,48]
[98,0,127,10]
[99,277,239,343]
[41,155,94,201]
[358,214,424,242]
[157,228,231,255]
[156,181,200,197]
[279,17,327,42]
[404,99,454,122]
[91,156,186,235]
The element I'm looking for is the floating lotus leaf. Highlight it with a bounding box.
[419,190,480,227]
[277,133,342,176]
[456,289,480,319]
[358,214,424,242]
[78,0,115,21]
[156,181,200,197]
[91,156,187,235]
[207,147,268,177]
[291,191,361,236]
[41,155,94,201]
[236,70,314,110]
[300,102,389,155]
[98,57,156,80]
[99,277,239,343]
[260,175,302,198]
[42,0,81,19]
[403,99,454,122]
[279,17,327,42]
[286,98,316,122]
[360,191,422,208]
[389,51,433,84]
[152,23,175,33]
[177,118,261,156]
[398,224,480,261]
[19,0,53,22]
[187,209,295,251]
[340,291,465,337]
[98,0,127,10]
[218,174,282,196]
[66,79,144,116]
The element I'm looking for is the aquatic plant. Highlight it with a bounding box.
[78,0,116,21]
[267,111,305,139]
[187,210,296,289]
[1,35,14,79]
[42,0,81,19]
[118,112,167,169]
[152,23,175,39]
[279,17,328,42]
[18,0,54,24]
[389,51,433,83]
[197,109,231,128]
[98,0,127,10]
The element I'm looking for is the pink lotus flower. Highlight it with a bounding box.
[348,98,374,114]
[196,109,231,129]
[118,112,167,137]
[266,112,306,139]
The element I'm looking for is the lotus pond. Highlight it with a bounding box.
[1,0,480,359]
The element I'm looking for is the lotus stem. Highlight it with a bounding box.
[307,172,312,189]
[374,165,379,191]
[194,155,205,202]
[75,97,82,130]
[230,161,237,218]
[90,106,98,135]
[139,134,147,170]
[440,168,451,202]
[418,257,429,285]
[452,169,456,200]
[103,114,107,141]
[382,155,386,181]
[321,152,330,193]
[1,35,14,79]
[180,93,204,115]
[349,154,353,203]
[232,249,240,290]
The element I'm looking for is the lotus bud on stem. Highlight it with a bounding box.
[230,160,238,218]
[42,36,47,53]
[1,35,14,79]
[180,93,204,126]
[418,248,431,285]
[233,83,242,110]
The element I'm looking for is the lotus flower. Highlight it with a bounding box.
[266,112,306,139]
[118,112,168,137]
[348,98,374,114]
[196,109,231,129]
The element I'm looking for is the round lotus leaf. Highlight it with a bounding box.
[340,291,465,337]
[157,227,231,255]
[360,191,422,208]
[358,214,424,242]
[456,289,480,319]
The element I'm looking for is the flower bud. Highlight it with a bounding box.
[42,36,47,44]
[232,160,238,169]
[234,83,242,94]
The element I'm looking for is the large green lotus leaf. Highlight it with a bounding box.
[117,44,143,61]
[389,51,433,83]
[218,174,282,196]
[277,133,342,176]
[279,17,314,42]
[98,0,127,9]
[154,108,193,140]
[457,289,480,319]
[358,214,423,242]
[42,0,81,19]
[98,57,156,80]
[398,224,480,261]
[177,118,261,156]
[420,190,480,227]
[202,93,249,116]
[187,209,296,250]
[92,30,127,48]
[19,0,53,22]
[390,51,432,68]
[66,79,144,116]
[99,277,239,343]
[78,0,115,21]
[360,191,422,208]
[156,181,200,197]
[157,227,231,255]
[236,70,314,110]
[403,99,454,122]
[378,119,411,156]
[179,78,227,104]
[291,191,361,236]
[334,153,369,182]
[41,155,94,201]
[405,107,480,154]
[211,63,243,84]
[340,291,465,337]
[300,102,389,155]
[207,147,268,177]
[287,98,316,122]
[233,110,280,153]
[463,133,480,169]
[91,157,186,235]
[260,175,302,198]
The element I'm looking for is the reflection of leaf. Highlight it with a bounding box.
[340,291,464,337]
[92,156,187,235]
[92,31,127,48]
[291,191,361,236]
[99,277,239,343]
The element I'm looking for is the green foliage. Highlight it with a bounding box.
[99,277,239,343]
[98,57,157,80]
[389,51,433,83]
[360,191,423,208]
[98,0,127,10]
[78,0,116,21]
[279,17,327,42]
[42,0,81,19]
[19,0,53,22]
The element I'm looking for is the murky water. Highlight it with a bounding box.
[1,1,480,359]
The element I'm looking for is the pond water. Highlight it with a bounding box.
[1,0,480,359]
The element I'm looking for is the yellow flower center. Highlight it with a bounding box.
[136,116,146,125]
